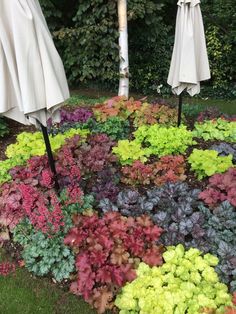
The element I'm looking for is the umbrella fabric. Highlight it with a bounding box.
[167,0,210,96]
[0,0,69,126]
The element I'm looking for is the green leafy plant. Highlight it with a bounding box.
[92,116,130,141]
[112,140,149,165]
[13,219,75,282]
[134,124,196,157]
[115,244,233,314]
[193,119,236,142]
[0,118,9,137]
[188,149,233,179]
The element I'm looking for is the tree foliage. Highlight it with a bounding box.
[39,0,236,97]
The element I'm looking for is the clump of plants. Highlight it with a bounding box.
[60,107,93,124]
[199,168,236,207]
[93,96,142,122]
[121,155,186,186]
[188,149,233,179]
[92,116,130,141]
[115,245,233,314]
[134,124,195,157]
[199,201,236,292]
[13,219,75,282]
[193,118,236,142]
[64,212,163,313]
[132,102,179,127]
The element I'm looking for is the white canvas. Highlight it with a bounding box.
[167,0,210,96]
[0,0,70,126]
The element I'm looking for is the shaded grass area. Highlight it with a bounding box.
[0,248,96,314]
[68,88,236,115]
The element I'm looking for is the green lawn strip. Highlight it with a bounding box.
[0,248,95,314]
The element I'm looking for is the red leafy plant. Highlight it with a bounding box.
[199,168,236,207]
[64,212,163,313]
[0,262,16,276]
[121,155,186,186]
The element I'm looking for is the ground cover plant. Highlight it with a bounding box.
[0,96,236,313]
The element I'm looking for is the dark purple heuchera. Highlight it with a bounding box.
[60,108,93,124]
[91,168,120,202]
[210,143,236,163]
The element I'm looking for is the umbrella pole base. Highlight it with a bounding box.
[177,93,183,127]
[40,123,60,192]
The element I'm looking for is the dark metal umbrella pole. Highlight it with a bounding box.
[177,93,183,127]
[40,123,60,192]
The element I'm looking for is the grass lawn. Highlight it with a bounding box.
[0,248,96,314]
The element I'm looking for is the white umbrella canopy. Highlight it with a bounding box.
[167,0,211,96]
[0,0,70,127]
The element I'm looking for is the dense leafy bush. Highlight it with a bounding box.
[13,219,75,282]
[188,149,233,179]
[64,212,163,313]
[134,124,195,157]
[0,118,9,137]
[199,168,236,207]
[199,201,236,292]
[60,108,93,124]
[92,116,130,141]
[193,119,236,142]
[115,245,233,314]
[121,155,186,186]
[112,140,149,165]
[132,103,179,127]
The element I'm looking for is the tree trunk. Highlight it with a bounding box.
[118,0,129,98]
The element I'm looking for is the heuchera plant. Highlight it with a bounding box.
[134,124,195,157]
[60,107,93,124]
[115,245,233,314]
[133,102,180,127]
[210,143,236,163]
[64,212,163,313]
[193,118,236,142]
[92,96,142,122]
[188,149,233,179]
[199,168,236,207]
[121,155,186,186]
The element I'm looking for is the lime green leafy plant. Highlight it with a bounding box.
[115,244,233,314]
[134,124,196,157]
[188,149,233,179]
[193,118,236,142]
[112,140,150,165]
[0,128,89,185]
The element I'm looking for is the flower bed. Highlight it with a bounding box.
[0,96,236,313]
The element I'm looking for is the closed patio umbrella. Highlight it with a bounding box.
[0,0,70,190]
[167,0,210,125]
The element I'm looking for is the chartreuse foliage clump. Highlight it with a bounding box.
[188,149,233,179]
[112,140,150,165]
[0,128,89,185]
[193,118,236,142]
[134,124,195,157]
[13,219,75,282]
[115,244,233,314]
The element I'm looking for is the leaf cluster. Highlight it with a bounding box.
[64,212,163,313]
[193,119,236,142]
[199,168,236,207]
[13,219,75,282]
[210,143,236,163]
[188,149,233,179]
[115,245,232,314]
[121,155,186,186]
